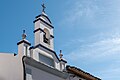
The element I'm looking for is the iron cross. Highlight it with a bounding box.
[42,3,46,12]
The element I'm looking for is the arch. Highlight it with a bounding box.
[43,28,50,44]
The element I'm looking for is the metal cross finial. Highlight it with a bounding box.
[42,3,46,12]
[22,30,26,39]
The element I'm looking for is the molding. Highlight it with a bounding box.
[33,18,54,28]
[34,28,54,38]
[29,44,55,53]
[29,44,59,61]
[50,35,54,38]
[34,28,44,33]
[60,59,67,63]
[23,57,68,79]
[17,40,31,46]
[35,14,52,24]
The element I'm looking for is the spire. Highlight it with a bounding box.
[22,30,26,39]
[41,3,46,13]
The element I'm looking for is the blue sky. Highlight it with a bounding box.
[0,0,120,80]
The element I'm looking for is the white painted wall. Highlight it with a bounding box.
[0,53,23,80]
[34,30,41,46]
[32,48,62,70]
[26,65,66,80]
[34,15,54,50]
[34,20,40,30]
[26,64,86,80]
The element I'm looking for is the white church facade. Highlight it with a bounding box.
[0,4,101,80]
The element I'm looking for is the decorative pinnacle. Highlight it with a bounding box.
[59,50,63,59]
[41,3,46,13]
[22,30,26,39]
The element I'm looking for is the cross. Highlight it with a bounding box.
[42,3,46,12]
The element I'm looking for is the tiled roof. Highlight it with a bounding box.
[66,65,101,80]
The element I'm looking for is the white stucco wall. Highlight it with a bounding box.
[34,30,41,46]
[25,63,86,80]
[0,53,23,80]
[32,48,61,70]
[33,48,53,60]
[34,20,40,30]
[26,64,66,80]
[0,52,85,80]
[34,15,54,50]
